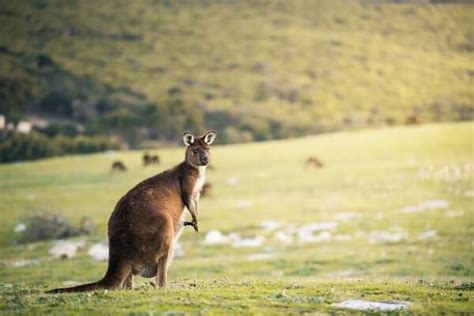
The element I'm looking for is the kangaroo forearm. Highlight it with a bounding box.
[187,200,199,220]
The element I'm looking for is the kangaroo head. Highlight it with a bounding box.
[182,130,217,167]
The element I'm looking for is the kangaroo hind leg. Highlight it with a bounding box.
[155,232,173,289]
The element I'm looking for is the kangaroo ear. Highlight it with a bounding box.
[182,132,195,146]
[203,130,217,145]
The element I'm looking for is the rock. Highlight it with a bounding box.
[261,221,284,231]
[88,243,109,261]
[333,300,410,311]
[232,236,264,248]
[247,253,274,261]
[49,241,78,259]
[418,230,437,240]
[9,259,40,268]
[203,230,230,245]
[14,223,26,233]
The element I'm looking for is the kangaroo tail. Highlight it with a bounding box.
[46,259,131,294]
[46,279,107,294]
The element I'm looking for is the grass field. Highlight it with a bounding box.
[0,122,473,314]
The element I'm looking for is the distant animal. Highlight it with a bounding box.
[201,182,213,197]
[406,115,422,125]
[111,161,127,172]
[47,130,217,293]
[305,156,323,168]
[143,153,160,166]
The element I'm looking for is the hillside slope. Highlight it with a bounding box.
[0,0,473,144]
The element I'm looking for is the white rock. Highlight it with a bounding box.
[401,200,449,213]
[228,232,241,242]
[232,236,264,248]
[334,234,352,241]
[400,205,424,213]
[274,231,293,245]
[420,200,449,209]
[368,231,407,244]
[444,210,464,217]
[14,223,26,233]
[296,222,337,244]
[49,241,78,259]
[16,121,32,134]
[299,231,333,244]
[71,240,86,248]
[299,222,338,233]
[333,300,410,312]
[203,230,230,245]
[261,221,284,231]
[333,212,360,221]
[9,259,40,268]
[332,270,354,277]
[236,200,253,209]
[247,253,274,261]
[418,230,437,240]
[226,176,238,185]
[173,242,184,258]
[88,243,109,261]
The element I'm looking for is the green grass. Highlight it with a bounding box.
[0,122,473,314]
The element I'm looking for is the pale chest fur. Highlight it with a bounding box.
[192,166,206,200]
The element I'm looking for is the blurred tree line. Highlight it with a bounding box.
[1,0,472,163]
[0,51,286,162]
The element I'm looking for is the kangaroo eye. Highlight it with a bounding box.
[192,150,198,154]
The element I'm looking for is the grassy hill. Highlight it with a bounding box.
[0,122,472,313]
[0,0,473,146]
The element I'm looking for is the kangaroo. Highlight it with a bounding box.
[47,130,217,293]
[143,153,160,166]
[305,156,323,169]
[201,182,213,198]
[111,160,127,172]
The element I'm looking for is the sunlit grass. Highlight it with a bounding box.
[0,122,472,313]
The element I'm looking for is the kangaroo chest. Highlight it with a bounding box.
[192,166,206,200]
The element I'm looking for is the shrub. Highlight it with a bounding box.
[0,132,121,163]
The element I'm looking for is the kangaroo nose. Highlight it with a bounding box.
[201,157,208,165]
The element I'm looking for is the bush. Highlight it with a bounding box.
[222,126,254,144]
[0,132,121,163]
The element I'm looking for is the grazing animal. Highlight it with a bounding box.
[111,161,127,172]
[305,156,323,168]
[201,182,213,197]
[143,153,160,166]
[47,130,217,293]
[406,115,422,125]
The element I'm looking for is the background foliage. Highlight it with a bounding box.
[0,0,472,159]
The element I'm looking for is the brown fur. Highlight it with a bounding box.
[47,131,217,293]
[305,156,323,168]
[201,182,213,197]
[111,161,127,172]
[406,115,422,125]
